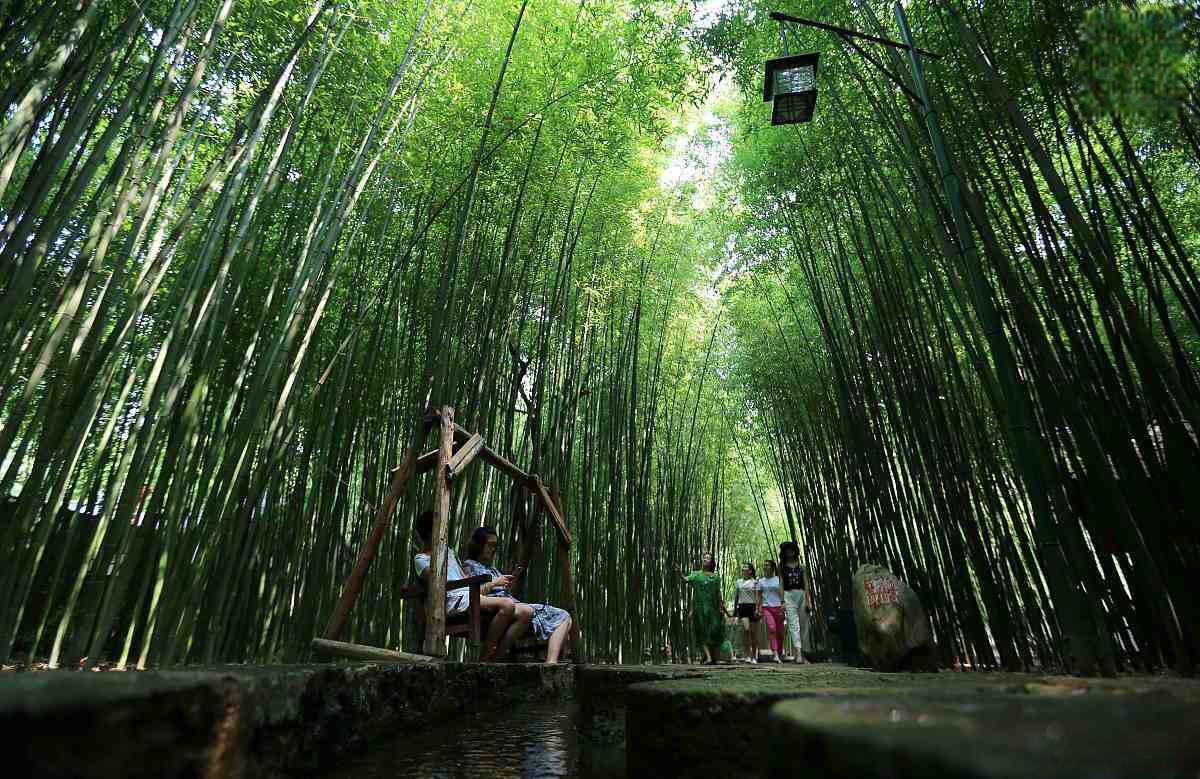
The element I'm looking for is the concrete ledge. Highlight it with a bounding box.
[626,674,809,776]
[624,665,1200,778]
[0,663,573,778]
[8,662,1200,778]
[766,693,1200,778]
[576,665,703,746]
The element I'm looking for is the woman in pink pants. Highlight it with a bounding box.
[758,560,785,663]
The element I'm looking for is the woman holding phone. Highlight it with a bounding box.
[464,525,573,663]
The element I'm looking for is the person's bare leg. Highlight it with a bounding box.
[497,603,533,660]
[479,597,515,660]
[481,615,509,660]
[545,615,573,663]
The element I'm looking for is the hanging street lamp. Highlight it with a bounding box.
[764,10,942,124]
[763,52,820,125]
[763,5,1095,672]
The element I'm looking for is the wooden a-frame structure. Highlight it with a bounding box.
[321,405,580,659]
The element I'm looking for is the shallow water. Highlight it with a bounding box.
[322,701,625,778]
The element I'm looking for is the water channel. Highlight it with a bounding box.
[320,700,626,778]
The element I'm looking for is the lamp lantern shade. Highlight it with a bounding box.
[763,52,820,125]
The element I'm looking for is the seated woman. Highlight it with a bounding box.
[412,510,529,660]
[463,526,574,663]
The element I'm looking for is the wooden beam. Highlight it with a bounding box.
[323,418,433,640]
[453,423,531,484]
[446,433,484,481]
[533,474,572,547]
[312,638,439,664]
[481,446,533,486]
[424,406,455,656]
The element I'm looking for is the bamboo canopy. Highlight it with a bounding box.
[0,0,1197,676]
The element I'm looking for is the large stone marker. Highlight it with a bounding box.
[852,563,935,671]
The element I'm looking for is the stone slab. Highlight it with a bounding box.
[767,692,1200,778]
[5,661,1198,778]
[0,662,573,778]
[575,665,703,746]
[625,663,1200,777]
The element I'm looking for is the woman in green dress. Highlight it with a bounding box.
[678,553,729,664]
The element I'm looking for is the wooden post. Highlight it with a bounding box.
[508,488,534,599]
[533,475,572,546]
[323,419,433,640]
[546,483,584,664]
[424,405,455,656]
[468,575,482,642]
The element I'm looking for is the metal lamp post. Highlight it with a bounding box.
[766,3,1098,673]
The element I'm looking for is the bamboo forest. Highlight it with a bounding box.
[2,0,1199,697]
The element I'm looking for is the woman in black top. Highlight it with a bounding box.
[779,541,813,663]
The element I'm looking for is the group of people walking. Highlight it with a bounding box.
[681,541,813,665]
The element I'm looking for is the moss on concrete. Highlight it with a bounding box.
[574,665,703,746]
[0,662,574,778]
[766,692,1200,778]
[624,664,1200,777]
[4,661,1198,778]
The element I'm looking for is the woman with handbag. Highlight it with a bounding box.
[779,541,813,663]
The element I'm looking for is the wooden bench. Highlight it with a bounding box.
[310,574,489,663]
[401,576,553,660]
[399,573,491,644]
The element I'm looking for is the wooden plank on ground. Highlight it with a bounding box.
[312,638,439,664]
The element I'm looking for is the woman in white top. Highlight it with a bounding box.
[733,563,762,663]
[758,560,785,663]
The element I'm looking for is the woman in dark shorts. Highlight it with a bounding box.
[733,563,762,663]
